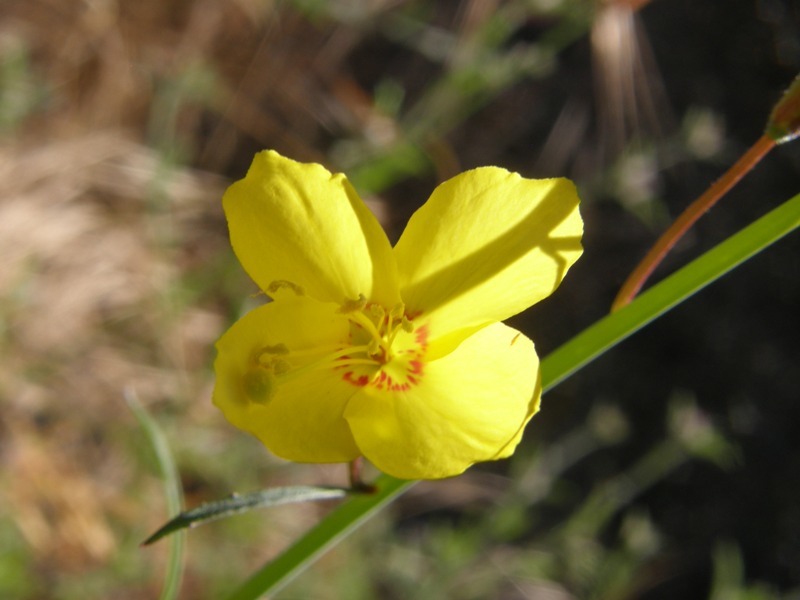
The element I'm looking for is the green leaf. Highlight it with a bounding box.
[143,486,352,546]
[225,191,800,600]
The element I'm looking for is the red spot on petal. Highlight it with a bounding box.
[343,371,369,387]
[415,324,429,347]
[409,360,424,375]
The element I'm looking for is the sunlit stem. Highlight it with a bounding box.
[348,457,375,493]
[285,344,348,359]
[613,73,800,311]
[611,134,776,311]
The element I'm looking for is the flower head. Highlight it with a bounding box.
[214,150,583,479]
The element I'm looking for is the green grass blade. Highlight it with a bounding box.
[226,475,412,600]
[542,191,800,392]
[225,192,800,599]
[125,390,185,600]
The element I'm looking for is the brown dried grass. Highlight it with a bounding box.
[0,130,228,582]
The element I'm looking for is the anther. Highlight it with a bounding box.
[369,304,386,321]
[367,338,382,357]
[267,280,305,296]
[389,303,405,321]
[339,294,368,313]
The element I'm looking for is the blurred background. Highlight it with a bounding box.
[1,0,799,598]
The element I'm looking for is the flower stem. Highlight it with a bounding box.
[611,134,776,311]
[612,73,800,311]
[348,458,375,493]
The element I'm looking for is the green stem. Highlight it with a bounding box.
[126,390,185,600]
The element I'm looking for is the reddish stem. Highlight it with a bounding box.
[348,457,376,493]
[611,134,776,311]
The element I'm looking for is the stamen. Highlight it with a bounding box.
[347,310,387,351]
[400,316,414,333]
[367,337,382,357]
[389,303,405,321]
[267,280,305,296]
[339,294,367,313]
[336,358,382,367]
[273,344,372,385]
[386,315,414,349]
[369,303,386,321]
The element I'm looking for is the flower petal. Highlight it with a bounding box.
[395,167,583,342]
[213,296,361,463]
[223,150,400,306]
[344,322,541,479]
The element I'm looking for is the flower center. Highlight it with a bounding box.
[335,295,428,391]
[342,295,413,361]
[241,296,429,405]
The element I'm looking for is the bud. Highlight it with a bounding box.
[766,74,800,144]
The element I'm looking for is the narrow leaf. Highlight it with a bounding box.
[143,486,351,546]
[126,389,185,600]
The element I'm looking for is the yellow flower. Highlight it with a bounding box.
[213,150,583,479]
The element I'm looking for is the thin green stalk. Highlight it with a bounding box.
[126,389,185,600]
